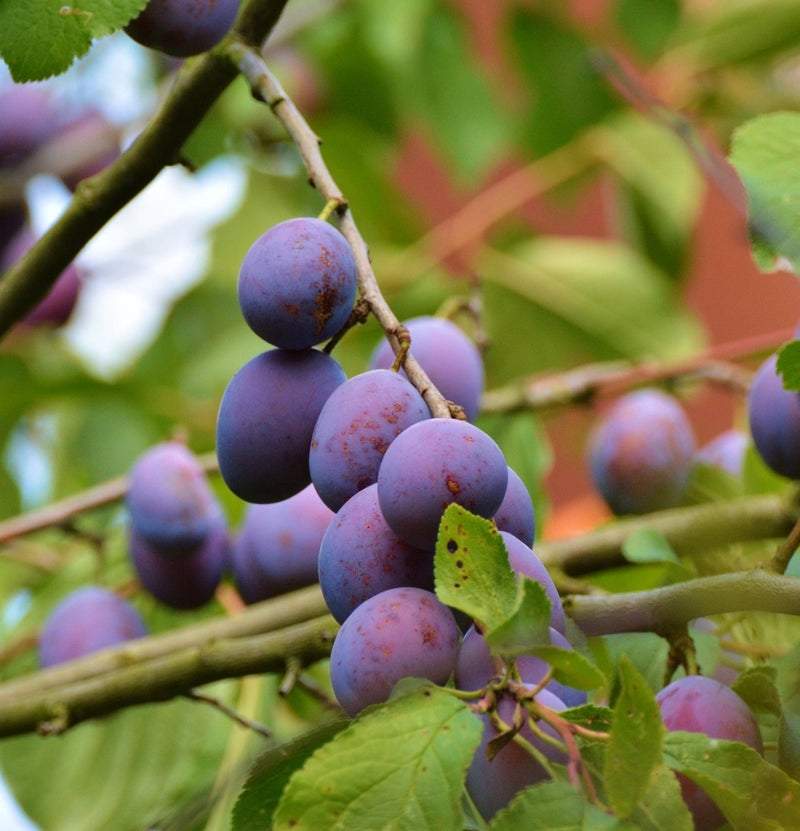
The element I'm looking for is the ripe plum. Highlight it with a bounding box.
[377,418,507,550]
[309,369,430,511]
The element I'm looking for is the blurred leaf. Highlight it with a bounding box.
[622,529,681,565]
[621,529,692,583]
[508,9,619,157]
[0,688,238,831]
[669,0,800,70]
[597,112,703,279]
[0,0,148,81]
[663,731,800,829]
[732,665,782,717]
[271,685,482,831]
[730,112,800,274]
[232,718,348,831]
[777,339,800,391]
[776,643,800,779]
[605,655,664,818]
[408,6,512,183]
[480,239,703,372]
[434,505,517,629]
[615,0,681,60]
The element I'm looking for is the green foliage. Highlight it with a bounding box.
[730,111,800,274]
[0,0,149,81]
[3,0,800,828]
[434,504,518,630]
[269,685,482,831]
[663,732,800,829]
[777,339,800,391]
[605,656,664,818]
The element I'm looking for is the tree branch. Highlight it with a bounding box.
[0,584,329,702]
[536,490,800,576]
[566,568,800,636]
[0,614,336,739]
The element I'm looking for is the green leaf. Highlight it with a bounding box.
[232,719,349,831]
[560,704,613,732]
[622,530,681,565]
[629,763,693,831]
[596,112,703,280]
[669,0,800,70]
[508,9,618,156]
[525,646,607,693]
[732,665,782,717]
[776,643,800,779]
[605,656,665,818]
[434,504,518,629]
[729,112,800,274]
[487,779,634,830]
[0,689,239,831]
[777,340,800,391]
[621,529,692,584]
[663,731,800,829]
[480,239,703,366]
[615,0,681,61]
[0,0,149,82]
[409,6,512,183]
[271,685,482,831]
[484,577,552,658]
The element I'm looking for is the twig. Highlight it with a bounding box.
[184,689,273,738]
[0,451,217,546]
[226,42,453,418]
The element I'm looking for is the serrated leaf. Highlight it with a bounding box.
[729,112,800,274]
[232,719,349,831]
[272,685,482,831]
[434,505,518,630]
[0,0,149,82]
[487,779,634,830]
[605,656,664,818]
[663,731,800,829]
[525,646,607,693]
[777,340,800,391]
[484,577,552,657]
[629,763,693,831]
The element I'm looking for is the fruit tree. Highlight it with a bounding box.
[3,2,800,830]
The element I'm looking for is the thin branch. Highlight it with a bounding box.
[566,568,800,636]
[0,0,291,338]
[226,42,452,418]
[769,511,800,574]
[536,491,800,576]
[481,328,794,416]
[184,689,273,738]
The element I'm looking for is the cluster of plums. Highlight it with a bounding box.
[36,212,783,827]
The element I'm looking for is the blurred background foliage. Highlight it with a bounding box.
[3,0,800,828]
